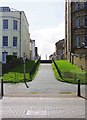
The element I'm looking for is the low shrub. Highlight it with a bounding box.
[3,60,40,83]
[6,55,17,63]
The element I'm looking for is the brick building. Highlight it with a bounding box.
[55,39,64,60]
[65,1,87,70]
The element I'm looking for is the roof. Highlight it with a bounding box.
[55,39,65,45]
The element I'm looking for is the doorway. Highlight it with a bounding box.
[2,52,8,63]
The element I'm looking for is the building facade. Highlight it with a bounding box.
[30,39,35,60]
[35,47,39,60]
[65,1,87,70]
[0,7,30,63]
[49,52,56,60]
[55,39,64,60]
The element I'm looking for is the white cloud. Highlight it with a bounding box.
[30,22,65,60]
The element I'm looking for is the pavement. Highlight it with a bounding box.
[2,97,85,118]
[3,64,85,97]
[0,64,86,119]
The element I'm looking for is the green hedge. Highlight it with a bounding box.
[6,55,17,63]
[3,60,39,83]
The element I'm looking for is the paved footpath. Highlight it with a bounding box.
[4,64,85,97]
[2,97,85,118]
[1,64,86,118]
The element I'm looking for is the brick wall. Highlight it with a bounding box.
[73,56,87,70]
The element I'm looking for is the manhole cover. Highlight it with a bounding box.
[26,110,47,116]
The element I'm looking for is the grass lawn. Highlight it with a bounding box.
[52,60,87,84]
[3,60,39,83]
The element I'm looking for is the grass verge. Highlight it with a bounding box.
[2,60,40,83]
[52,60,87,84]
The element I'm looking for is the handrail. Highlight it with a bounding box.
[29,57,40,80]
[52,58,63,79]
[1,78,4,98]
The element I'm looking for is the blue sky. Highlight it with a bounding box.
[1,0,65,59]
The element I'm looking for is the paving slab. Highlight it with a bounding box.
[2,97,85,118]
[1,64,86,119]
[0,99,2,120]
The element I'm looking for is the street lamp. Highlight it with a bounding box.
[23,53,29,88]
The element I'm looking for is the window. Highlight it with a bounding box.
[75,2,80,11]
[3,36,8,46]
[76,17,80,28]
[76,36,80,48]
[13,20,18,30]
[84,35,87,47]
[84,16,87,26]
[84,1,87,10]
[3,19,8,29]
[13,37,17,46]
[13,52,17,56]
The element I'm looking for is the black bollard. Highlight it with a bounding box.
[77,79,81,96]
[1,78,4,98]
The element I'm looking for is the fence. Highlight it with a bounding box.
[29,57,40,81]
[52,59,86,97]
[2,58,23,75]
[52,58,63,79]
[1,78,4,98]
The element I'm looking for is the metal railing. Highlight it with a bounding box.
[52,59,82,97]
[29,57,40,81]
[0,74,4,99]
[52,58,63,79]
[1,78,4,98]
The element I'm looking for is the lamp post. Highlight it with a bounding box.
[46,54,47,60]
[23,53,29,88]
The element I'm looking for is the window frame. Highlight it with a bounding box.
[84,35,87,48]
[75,2,80,11]
[84,16,87,27]
[13,20,18,30]
[3,36,8,46]
[84,1,87,10]
[76,35,81,48]
[3,19,8,29]
[13,52,17,57]
[13,37,17,47]
[76,17,80,28]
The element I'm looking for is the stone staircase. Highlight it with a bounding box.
[40,60,52,63]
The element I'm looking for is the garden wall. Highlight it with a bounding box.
[74,56,87,70]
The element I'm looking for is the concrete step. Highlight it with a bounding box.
[40,60,52,63]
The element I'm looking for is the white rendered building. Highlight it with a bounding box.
[0,7,30,63]
[30,39,35,60]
